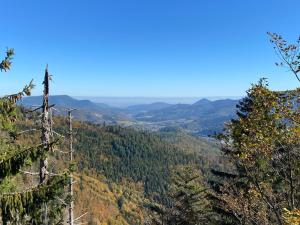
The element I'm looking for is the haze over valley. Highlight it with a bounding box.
[19,95,239,136]
[2,1,300,224]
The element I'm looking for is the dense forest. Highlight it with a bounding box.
[12,111,222,224]
[0,33,300,225]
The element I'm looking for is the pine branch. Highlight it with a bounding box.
[0,173,68,223]
[0,139,59,180]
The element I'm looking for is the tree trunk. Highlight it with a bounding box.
[68,110,74,225]
[40,65,50,224]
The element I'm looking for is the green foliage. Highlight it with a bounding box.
[210,79,300,225]
[168,166,212,225]
[212,34,300,224]
[0,49,67,224]
[0,80,34,133]
[0,48,14,72]
[72,124,205,202]
[1,174,68,225]
[148,165,212,225]
[0,141,57,181]
[0,177,17,193]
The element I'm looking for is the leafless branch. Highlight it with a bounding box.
[73,212,88,222]
[19,170,39,176]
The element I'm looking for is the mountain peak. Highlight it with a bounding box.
[193,98,211,106]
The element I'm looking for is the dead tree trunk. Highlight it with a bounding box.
[40,65,50,224]
[68,109,75,225]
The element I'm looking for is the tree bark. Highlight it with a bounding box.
[68,110,74,225]
[40,65,50,224]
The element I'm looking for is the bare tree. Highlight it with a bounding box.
[68,109,75,225]
[40,65,51,224]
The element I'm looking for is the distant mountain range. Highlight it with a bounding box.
[74,96,241,108]
[133,98,239,135]
[18,95,128,124]
[18,95,239,136]
[19,95,110,110]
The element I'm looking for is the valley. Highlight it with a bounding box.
[2,2,300,224]
[19,95,239,136]
[17,115,222,224]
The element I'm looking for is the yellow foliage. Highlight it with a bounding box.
[283,208,300,225]
[73,173,145,225]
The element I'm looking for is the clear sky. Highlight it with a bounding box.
[0,0,299,97]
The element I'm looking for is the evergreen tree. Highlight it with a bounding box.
[167,166,212,225]
[148,165,212,225]
[0,49,68,224]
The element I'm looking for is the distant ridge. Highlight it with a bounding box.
[134,98,239,135]
[18,95,240,136]
[192,98,211,106]
[74,96,241,107]
[18,95,127,124]
[18,95,110,110]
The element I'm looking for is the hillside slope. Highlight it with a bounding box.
[70,124,211,197]
[51,117,219,198]
[17,114,220,224]
[18,95,128,124]
[74,173,145,225]
[134,99,238,135]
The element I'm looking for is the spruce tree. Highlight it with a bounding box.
[167,166,212,225]
[0,49,68,224]
[148,165,211,225]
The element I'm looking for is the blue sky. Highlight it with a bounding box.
[0,0,299,97]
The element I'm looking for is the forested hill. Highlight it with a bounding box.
[17,108,221,224]
[18,95,128,124]
[134,98,239,135]
[53,118,220,200]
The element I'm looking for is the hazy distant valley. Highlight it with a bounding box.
[19,95,239,136]
[3,1,300,224]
